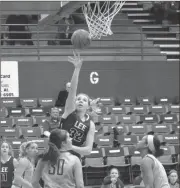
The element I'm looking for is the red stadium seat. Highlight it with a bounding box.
[156,96,172,105]
[5,138,27,149]
[38,98,55,107]
[158,146,178,171]
[100,115,116,124]
[138,114,159,124]
[151,124,171,134]
[127,124,147,135]
[159,114,178,124]
[99,97,114,106]
[83,148,106,186]
[118,96,137,106]
[137,96,154,105]
[118,135,138,146]
[171,123,180,134]
[95,135,114,147]
[107,124,127,135]
[162,134,179,145]
[104,147,131,182]
[129,105,148,115]
[104,147,130,167]
[13,117,33,127]
[149,105,167,114]
[126,145,142,178]
[116,115,137,124]
[8,108,26,117]
[127,145,142,166]
[33,116,50,126]
[0,127,19,138]
[0,117,14,128]
[19,127,42,138]
[0,107,8,118]
[106,106,127,115]
[167,104,180,114]
[20,98,38,108]
[27,108,46,116]
[0,98,17,108]
[84,148,104,167]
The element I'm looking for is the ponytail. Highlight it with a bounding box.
[147,135,164,157]
[154,148,164,158]
[41,142,60,165]
[39,129,67,165]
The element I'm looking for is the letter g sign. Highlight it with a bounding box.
[90,72,99,84]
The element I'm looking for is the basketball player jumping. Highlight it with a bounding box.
[136,135,170,188]
[1,141,18,188]
[44,50,95,156]
[32,129,84,188]
[12,141,38,188]
[60,50,95,156]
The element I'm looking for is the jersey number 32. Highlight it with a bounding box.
[70,128,84,142]
[49,159,65,175]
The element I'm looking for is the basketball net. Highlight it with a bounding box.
[82,1,126,39]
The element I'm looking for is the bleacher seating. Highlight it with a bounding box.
[0,98,17,108]
[83,148,106,185]
[0,95,179,186]
[0,1,179,186]
[20,98,38,108]
[137,96,155,105]
[0,117,14,127]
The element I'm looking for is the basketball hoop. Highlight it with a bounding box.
[82,1,126,39]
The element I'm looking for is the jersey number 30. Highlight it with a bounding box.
[49,159,64,175]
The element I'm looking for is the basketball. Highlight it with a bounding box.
[71,29,91,50]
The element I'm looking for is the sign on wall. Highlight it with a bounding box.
[1,61,19,98]
[90,72,99,84]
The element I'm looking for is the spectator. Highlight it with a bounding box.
[168,170,179,188]
[43,107,61,137]
[166,1,179,24]
[101,168,124,188]
[5,15,33,45]
[151,2,165,24]
[55,82,71,107]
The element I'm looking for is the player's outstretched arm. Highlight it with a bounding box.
[62,50,83,119]
[32,159,44,188]
[141,158,154,188]
[13,158,33,188]
[71,121,95,155]
[74,157,84,188]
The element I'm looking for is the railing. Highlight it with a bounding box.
[0,22,179,61]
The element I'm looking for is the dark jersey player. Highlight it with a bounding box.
[1,141,18,188]
[60,50,95,156]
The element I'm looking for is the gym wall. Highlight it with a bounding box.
[18,61,179,99]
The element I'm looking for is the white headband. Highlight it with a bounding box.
[147,135,155,153]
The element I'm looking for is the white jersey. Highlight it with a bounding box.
[12,157,34,188]
[42,152,81,188]
[142,154,170,188]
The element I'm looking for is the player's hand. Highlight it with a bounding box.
[68,50,83,68]
[111,177,117,184]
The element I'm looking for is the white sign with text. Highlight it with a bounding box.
[1,61,19,98]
